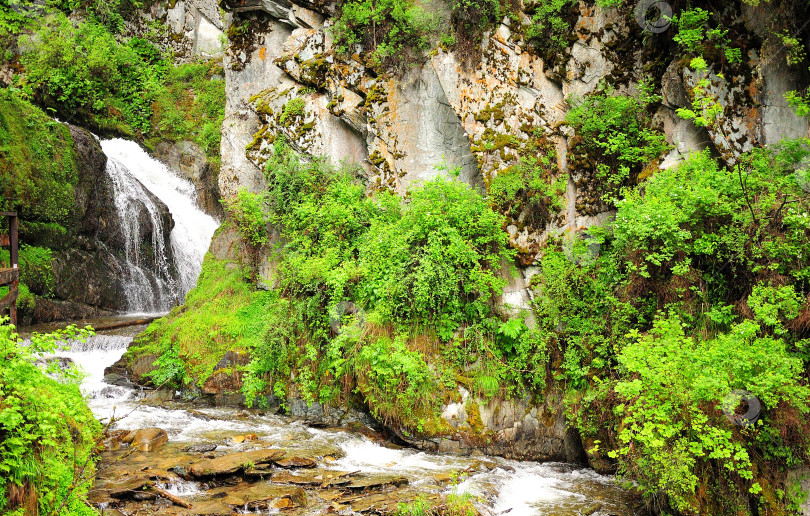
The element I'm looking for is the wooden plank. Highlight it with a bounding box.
[0,284,17,312]
[0,268,20,286]
[0,212,17,217]
[9,215,17,268]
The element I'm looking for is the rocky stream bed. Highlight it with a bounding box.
[52,324,646,516]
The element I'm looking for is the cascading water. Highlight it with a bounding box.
[100,139,218,313]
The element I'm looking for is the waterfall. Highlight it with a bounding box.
[100,139,218,313]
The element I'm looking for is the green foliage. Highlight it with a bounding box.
[332,0,438,69]
[358,176,511,327]
[533,238,639,389]
[0,90,78,231]
[222,189,269,247]
[0,320,100,515]
[148,59,226,160]
[786,89,810,118]
[488,149,567,226]
[18,12,224,166]
[0,245,55,302]
[354,335,435,426]
[566,84,669,200]
[447,0,501,49]
[613,144,810,291]
[676,64,724,128]
[524,0,576,66]
[611,314,809,511]
[88,0,144,33]
[671,8,740,64]
[234,143,528,429]
[533,142,810,514]
[20,13,167,134]
[279,97,306,126]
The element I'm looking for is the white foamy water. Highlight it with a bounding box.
[57,334,640,515]
[100,139,218,303]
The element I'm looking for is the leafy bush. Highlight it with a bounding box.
[612,314,809,512]
[222,189,269,247]
[533,142,810,514]
[20,13,167,134]
[233,143,526,428]
[332,0,438,69]
[524,0,577,67]
[565,84,669,200]
[358,176,511,329]
[148,60,226,159]
[671,8,741,64]
[0,320,100,516]
[613,144,810,299]
[488,149,567,229]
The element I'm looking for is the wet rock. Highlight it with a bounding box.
[187,410,215,421]
[263,469,355,487]
[188,448,285,477]
[158,500,236,515]
[274,456,316,469]
[182,443,218,453]
[345,475,409,490]
[94,476,154,499]
[130,354,159,383]
[123,428,169,452]
[206,482,306,510]
[337,488,433,514]
[104,437,121,451]
[121,428,169,452]
[154,140,223,218]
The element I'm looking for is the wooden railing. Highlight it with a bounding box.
[0,211,20,327]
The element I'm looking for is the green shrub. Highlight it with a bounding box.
[565,84,669,200]
[332,0,437,69]
[524,0,577,67]
[148,59,226,160]
[533,142,810,514]
[236,143,525,427]
[0,320,100,516]
[611,314,809,512]
[222,189,269,247]
[20,13,167,133]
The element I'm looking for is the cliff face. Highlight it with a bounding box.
[218,0,809,304]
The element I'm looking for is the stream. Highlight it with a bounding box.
[54,325,645,516]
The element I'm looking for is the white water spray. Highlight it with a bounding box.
[100,139,218,312]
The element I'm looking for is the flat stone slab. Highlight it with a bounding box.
[345,475,409,490]
[206,482,306,510]
[265,469,355,487]
[274,456,317,468]
[156,500,236,515]
[189,448,285,477]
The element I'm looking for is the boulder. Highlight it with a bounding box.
[123,428,169,452]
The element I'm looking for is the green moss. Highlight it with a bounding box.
[0,91,78,234]
[279,97,307,127]
[124,253,275,388]
[299,54,330,90]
